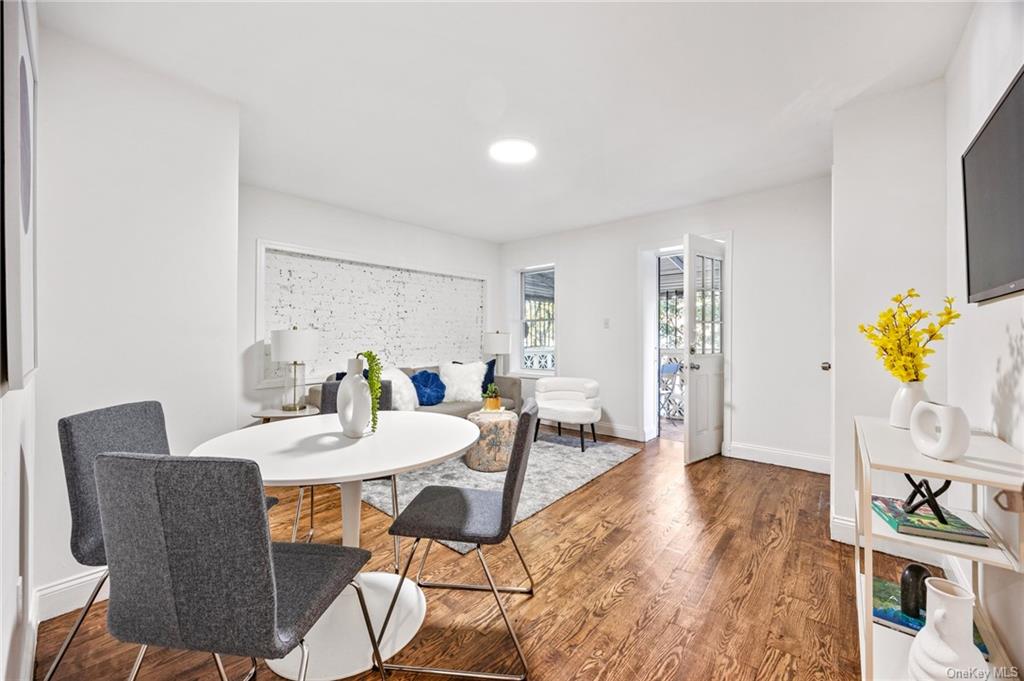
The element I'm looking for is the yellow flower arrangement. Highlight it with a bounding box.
[858,289,960,383]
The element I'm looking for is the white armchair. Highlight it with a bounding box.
[534,377,602,451]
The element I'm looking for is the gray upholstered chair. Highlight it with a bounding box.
[46,401,277,681]
[376,399,539,681]
[287,378,402,572]
[45,401,171,680]
[93,453,386,681]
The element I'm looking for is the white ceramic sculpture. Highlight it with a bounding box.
[907,578,988,681]
[890,381,930,429]
[910,401,971,462]
[336,357,372,438]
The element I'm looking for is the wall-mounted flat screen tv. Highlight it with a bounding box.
[962,62,1024,303]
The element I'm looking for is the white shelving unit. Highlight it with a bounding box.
[853,416,1023,680]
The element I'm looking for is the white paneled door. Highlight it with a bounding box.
[684,234,726,464]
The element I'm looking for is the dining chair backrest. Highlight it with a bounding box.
[94,453,280,658]
[57,401,170,567]
[500,399,538,539]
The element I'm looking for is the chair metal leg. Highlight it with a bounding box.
[557,422,561,436]
[352,582,387,680]
[579,425,586,452]
[291,486,305,542]
[390,475,401,573]
[212,654,230,681]
[212,654,258,681]
[590,423,597,443]
[291,486,315,543]
[533,418,540,442]
[126,645,148,681]
[297,640,310,681]
[376,537,421,646]
[477,546,529,677]
[381,544,528,680]
[44,570,109,681]
[416,534,535,595]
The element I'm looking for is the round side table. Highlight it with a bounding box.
[464,409,519,472]
[251,406,319,424]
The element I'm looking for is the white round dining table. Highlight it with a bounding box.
[190,410,480,681]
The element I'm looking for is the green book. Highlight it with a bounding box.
[871,577,989,660]
[870,496,991,546]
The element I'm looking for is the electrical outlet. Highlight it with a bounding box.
[602,318,610,329]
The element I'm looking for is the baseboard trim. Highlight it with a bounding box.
[727,441,830,474]
[8,618,37,681]
[34,567,108,622]
[537,419,646,443]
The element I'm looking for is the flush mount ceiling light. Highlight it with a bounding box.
[489,138,537,164]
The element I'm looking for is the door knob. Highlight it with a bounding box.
[821,361,832,371]
[689,362,701,370]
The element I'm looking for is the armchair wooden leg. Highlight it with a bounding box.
[557,422,562,436]
[591,423,597,442]
[580,424,586,452]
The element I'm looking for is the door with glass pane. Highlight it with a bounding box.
[683,234,725,463]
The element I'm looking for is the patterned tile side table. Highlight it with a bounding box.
[464,409,519,472]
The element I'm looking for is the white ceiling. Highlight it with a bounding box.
[39,2,972,242]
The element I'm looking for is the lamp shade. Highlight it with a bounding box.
[271,328,319,362]
[482,331,511,355]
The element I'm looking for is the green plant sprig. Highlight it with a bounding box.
[359,350,383,431]
[483,382,500,398]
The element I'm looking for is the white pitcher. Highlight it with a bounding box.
[907,578,988,680]
[336,357,372,438]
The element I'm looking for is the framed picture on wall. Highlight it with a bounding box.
[3,0,38,390]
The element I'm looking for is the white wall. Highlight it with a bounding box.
[237,185,501,426]
[944,1,1024,666]
[33,29,241,619]
[829,81,949,540]
[499,176,832,468]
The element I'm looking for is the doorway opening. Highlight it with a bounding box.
[648,234,727,463]
[658,254,687,442]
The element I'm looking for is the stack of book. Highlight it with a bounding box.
[871,577,990,659]
[870,495,991,546]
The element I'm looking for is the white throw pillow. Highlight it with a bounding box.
[381,367,419,411]
[439,361,487,402]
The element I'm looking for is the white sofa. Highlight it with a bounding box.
[534,377,601,451]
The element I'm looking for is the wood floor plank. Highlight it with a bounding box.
[33,431,891,680]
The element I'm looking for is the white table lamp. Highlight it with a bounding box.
[482,331,511,376]
[271,327,319,411]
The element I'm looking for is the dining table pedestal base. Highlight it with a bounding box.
[265,572,426,681]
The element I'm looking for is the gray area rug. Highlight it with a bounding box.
[363,433,641,554]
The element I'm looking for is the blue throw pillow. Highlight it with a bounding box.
[453,359,497,395]
[410,370,445,406]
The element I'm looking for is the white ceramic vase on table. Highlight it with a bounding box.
[907,578,988,680]
[337,357,372,438]
[910,401,971,461]
[890,380,929,429]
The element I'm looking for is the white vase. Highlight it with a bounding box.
[907,578,988,681]
[890,381,929,429]
[910,402,971,462]
[336,358,372,438]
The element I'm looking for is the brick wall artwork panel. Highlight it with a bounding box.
[261,246,485,382]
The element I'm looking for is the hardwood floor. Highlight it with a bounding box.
[34,431,907,680]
